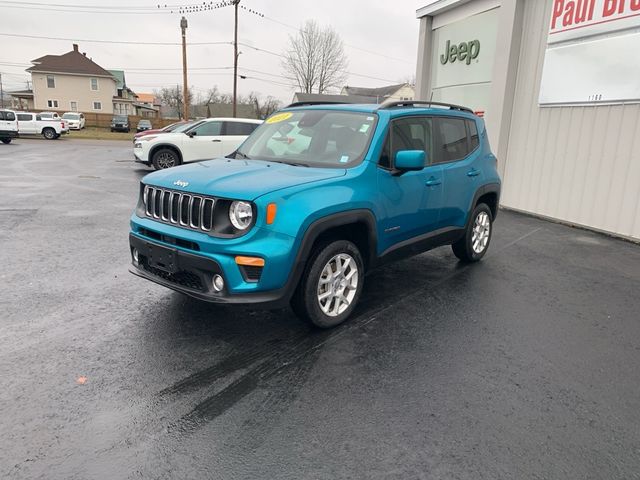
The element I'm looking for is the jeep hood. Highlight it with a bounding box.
[143,158,347,200]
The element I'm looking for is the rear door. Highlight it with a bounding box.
[17,113,36,134]
[221,121,259,156]
[182,120,223,162]
[435,116,482,229]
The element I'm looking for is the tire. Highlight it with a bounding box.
[452,203,493,262]
[291,240,364,328]
[42,128,56,140]
[152,148,181,170]
[1,138,11,144]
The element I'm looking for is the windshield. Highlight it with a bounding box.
[236,110,377,168]
[139,120,151,126]
[62,113,79,120]
[181,120,206,134]
[113,116,127,122]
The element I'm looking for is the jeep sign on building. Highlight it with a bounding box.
[416,0,640,241]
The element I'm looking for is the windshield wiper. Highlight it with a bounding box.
[268,159,309,168]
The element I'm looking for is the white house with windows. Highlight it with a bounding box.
[23,44,118,113]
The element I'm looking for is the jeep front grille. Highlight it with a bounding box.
[143,185,215,232]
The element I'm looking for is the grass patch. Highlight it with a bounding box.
[67,127,135,141]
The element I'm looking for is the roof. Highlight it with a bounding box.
[27,45,114,78]
[342,83,411,99]
[8,89,34,97]
[136,93,157,104]
[108,70,126,89]
[292,92,379,104]
[282,102,476,119]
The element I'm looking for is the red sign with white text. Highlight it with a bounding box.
[549,0,640,43]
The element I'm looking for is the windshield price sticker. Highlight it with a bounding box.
[266,112,293,124]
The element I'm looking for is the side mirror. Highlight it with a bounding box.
[394,150,426,173]
[187,130,197,137]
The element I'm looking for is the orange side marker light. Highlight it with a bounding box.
[266,203,277,225]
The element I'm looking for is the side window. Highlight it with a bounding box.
[467,119,479,151]
[379,117,433,168]
[0,111,5,121]
[224,121,258,136]
[5,111,16,121]
[17,114,31,121]
[434,117,469,163]
[192,121,222,136]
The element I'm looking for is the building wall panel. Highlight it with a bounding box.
[502,0,640,240]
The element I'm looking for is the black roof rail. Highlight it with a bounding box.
[285,101,351,108]
[376,99,474,114]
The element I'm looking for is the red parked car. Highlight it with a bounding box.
[132,121,189,143]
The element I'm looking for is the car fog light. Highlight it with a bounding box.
[212,274,224,292]
[132,248,139,263]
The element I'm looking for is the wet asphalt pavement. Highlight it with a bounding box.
[1,138,640,479]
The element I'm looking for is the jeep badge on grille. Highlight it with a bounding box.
[173,180,189,188]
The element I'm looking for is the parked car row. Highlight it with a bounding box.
[110,115,155,133]
[0,109,72,142]
[133,117,262,170]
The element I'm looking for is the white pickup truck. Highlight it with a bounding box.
[16,112,67,140]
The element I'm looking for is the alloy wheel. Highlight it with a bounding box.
[471,211,491,254]
[316,253,359,317]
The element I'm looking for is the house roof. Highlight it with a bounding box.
[8,89,34,97]
[342,83,410,99]
[27,44,114,78]
[291,92,379,105]
[108,70,126,89]
[136,93,157,104]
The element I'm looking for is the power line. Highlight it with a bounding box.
[0,32,231,46]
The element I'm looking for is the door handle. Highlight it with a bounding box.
[425,177,442,187]
[211,139,221,142]
[467,168,480,177]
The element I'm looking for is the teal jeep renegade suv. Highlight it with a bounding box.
[129,100,501,328]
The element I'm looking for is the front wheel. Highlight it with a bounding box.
[452,203,493,262]
[291,240,364,328]
[42,128,56,140]
[1,138,11,144]
[152,148,180,170]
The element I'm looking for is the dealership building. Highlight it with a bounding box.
[415,0,640,241]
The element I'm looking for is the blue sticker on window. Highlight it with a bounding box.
[340,155,349,163]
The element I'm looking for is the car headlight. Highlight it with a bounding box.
[138,135,157,142]
[229,201,253,230]
[134,142,142,148]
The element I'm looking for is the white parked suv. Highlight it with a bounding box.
[16,112,66,139]
[134,117,262,170]
[0,109,19,144]
[62,112,85,130]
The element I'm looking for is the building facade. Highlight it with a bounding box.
[416,0,640,241]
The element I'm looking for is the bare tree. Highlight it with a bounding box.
[248,92,282,119]
[282,20,348,94]
[155,85,193,119]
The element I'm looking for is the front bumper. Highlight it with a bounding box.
[128,218,300,308]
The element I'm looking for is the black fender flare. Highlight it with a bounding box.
[470,183,501,220]
[281,209,378,300]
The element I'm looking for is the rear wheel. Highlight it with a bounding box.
[452,203,493,262]
[291,240,364,328]
[152,148,181,170]
[42,128,56,140]
[1,138,11,144]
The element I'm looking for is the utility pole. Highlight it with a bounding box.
[180,16,189,120]
[0,73,4,109]
[232,0,240,118]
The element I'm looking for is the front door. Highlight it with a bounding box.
[376,116,444,253]
[182,120,223,162]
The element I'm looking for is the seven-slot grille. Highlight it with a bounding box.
[143,185,215,232]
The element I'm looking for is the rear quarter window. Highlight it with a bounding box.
[5,111,16,121]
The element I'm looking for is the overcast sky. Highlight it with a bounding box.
[0,0,425,104]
